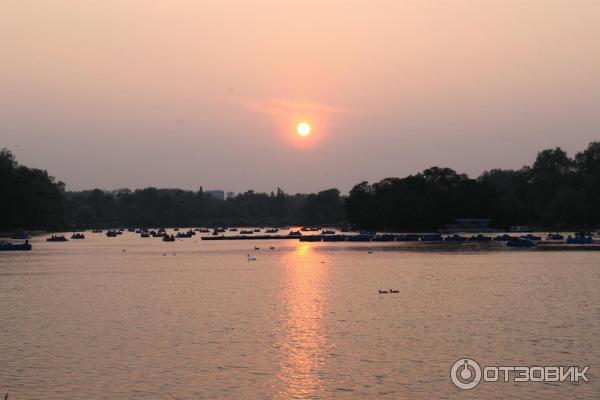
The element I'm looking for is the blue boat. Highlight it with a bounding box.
[421,234,443,241]
[506,238,536,248]
[546,233,564,240]
[0,241,32,251]
[566,234,593,244]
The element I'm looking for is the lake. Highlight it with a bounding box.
[1,231,598,399]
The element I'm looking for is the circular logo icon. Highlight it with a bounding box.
[450,358,482,390]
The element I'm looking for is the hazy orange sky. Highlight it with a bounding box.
[2,0,599,193]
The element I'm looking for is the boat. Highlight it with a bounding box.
[0,241,32,251]
[444,234,468,242]
[299,235,322,242]
[396,234,420,241]
[347,234,372,242]
[253,228,261,232]
[468,234,492,242]
[566,234,594,244]
[175,231,194,238]
[106,230,118,237]
[229,228,238,232]
[70,233,85,240]
[140,232,150,238]
[47,235,68,242]
[288,230,302,237]
[372,234,397,242]
[301,227,320,232]
[163,234,175,242]
[506,238,536,248]
[321,230,336,235]
[359,230,376,235]
[521,234,541,241]
[421,234,443,241]
[322,235,347,242]
[10,232,31,240]
[493,234,518,241]
[546,233,564,240]
[265,228,279,233]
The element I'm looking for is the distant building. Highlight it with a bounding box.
[205,190,225,201]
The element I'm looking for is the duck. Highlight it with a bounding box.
[379,289,389,294]
[390,289,399,293]
[254,246,260,250]
[269,246,275,250]
[247,254,257,261]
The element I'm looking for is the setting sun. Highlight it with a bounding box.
[296,122,311,137]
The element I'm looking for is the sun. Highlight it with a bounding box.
[296,122,311,137]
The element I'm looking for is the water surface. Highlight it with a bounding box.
[1,233,598,399]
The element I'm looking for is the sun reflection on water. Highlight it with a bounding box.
[274,242,331,399]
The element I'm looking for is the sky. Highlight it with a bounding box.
[1,0,599,194]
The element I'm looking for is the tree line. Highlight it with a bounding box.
[346,142,600,230]
[1,142,599,231]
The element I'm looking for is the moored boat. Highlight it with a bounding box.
[506,238,536,248]
[444,234,468,242]
[0,241,32,251]
[468,234,492,242]
[47,235,68,242]
[421,234,443,241]
[10,232,31,240]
